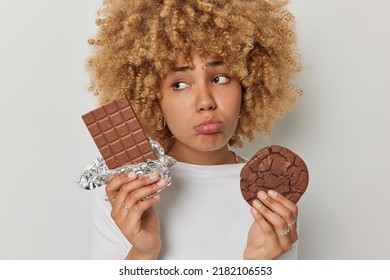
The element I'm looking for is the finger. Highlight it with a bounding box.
[286,218,298,242]
[123,179,166,210]
[263,190,299,241]
[267,190,298,218]
[106,172,138,200]
[250,207,283,257]
[124,195,161,232]
[252,199,293,250]
[113,173,160,208]
[257,191,296,230]
[112,178,166,221]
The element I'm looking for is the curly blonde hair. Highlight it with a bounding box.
[87,0,301,151]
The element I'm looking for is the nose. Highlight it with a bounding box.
[196,85,217,112]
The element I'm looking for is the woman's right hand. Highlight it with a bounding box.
[105,172,166,259]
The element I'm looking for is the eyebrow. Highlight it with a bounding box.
[172,60,224,72]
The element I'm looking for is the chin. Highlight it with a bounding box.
[196,135,229,152]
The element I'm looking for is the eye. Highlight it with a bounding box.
[172,81,189,90]
[213,75,230,84]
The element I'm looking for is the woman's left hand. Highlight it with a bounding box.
[244,190,298,260]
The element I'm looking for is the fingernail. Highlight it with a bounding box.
[258,191,267,200]
[157,179,167,187]
[252,199,262,208]
[149,173,159,180]
[250,207,259,216]
[128,172,137,179]
[268,190,277,198]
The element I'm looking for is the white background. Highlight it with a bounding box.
[0,0,389,259]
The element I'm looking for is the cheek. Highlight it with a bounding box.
[227,82,243,106]
[159,98,191,126]
[220,92,242,116]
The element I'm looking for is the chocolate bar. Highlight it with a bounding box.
[82,96,157,169]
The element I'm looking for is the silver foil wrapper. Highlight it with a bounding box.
[77,139,176,195]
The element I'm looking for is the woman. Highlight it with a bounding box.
[87,0,302,260]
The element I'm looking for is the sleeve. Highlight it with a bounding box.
[88,186,131,259]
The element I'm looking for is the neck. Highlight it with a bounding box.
[167,143,237,165]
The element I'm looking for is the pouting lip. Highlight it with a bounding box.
[194,119,224,134]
